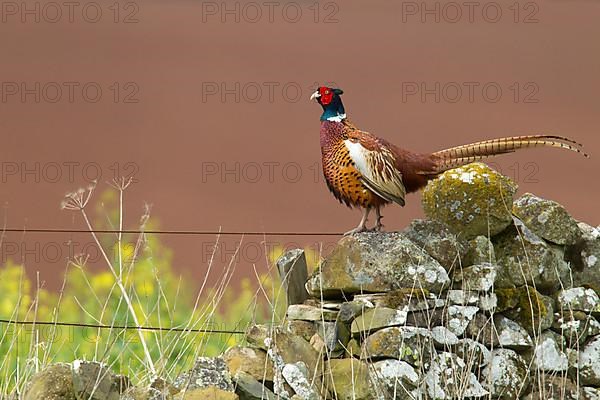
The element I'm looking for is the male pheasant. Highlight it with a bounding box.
[311,86,588,234]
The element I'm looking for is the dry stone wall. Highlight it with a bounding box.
[24,163,600,399]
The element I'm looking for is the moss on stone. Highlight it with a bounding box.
[422,162,517,239]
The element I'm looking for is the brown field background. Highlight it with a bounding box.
[0,0,598,290]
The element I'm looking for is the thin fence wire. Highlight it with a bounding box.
[0,319,246,335]
[1,228,342,236]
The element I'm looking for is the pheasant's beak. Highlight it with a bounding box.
[310,91,320,101]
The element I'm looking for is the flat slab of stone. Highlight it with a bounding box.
[307,232,450,298]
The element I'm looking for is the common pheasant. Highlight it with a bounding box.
[311,86,588,234]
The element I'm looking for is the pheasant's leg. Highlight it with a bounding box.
[344,207,371,235]
[374,206,384,231]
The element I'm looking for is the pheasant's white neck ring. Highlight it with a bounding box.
[326,113,346,122]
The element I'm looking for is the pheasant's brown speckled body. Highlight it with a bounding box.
[320,120,385,208]
[312,86,586,233]
[320,119,437,209]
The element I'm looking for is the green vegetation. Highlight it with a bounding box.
[0,184,319,395]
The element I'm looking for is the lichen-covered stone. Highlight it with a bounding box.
[445,305,479,336]
[454,339,491,369]
[483,349,529,400]
[175,387,238,400]
[23,363,75,400]
[422,162,517,239]
[403,219,467,270]
[522,374,581,400]
[552,310,598,345]
[446,290,479,306]
[307,232,450,297]
[351,307,408,335]
[72,361,120,400]
[423,352,488,399]
[174,357,234,392]
[281,362,320,400]
[430,326,459,347]
[284,320,317,342]
[494,218,570,290]
[453,263,497,292]
[244,325,271,351]
[269,329,320,380]
[497,286,554,334]
[223,346,273,382]
[557,287,600,313]
[579,335,600,386]
[529,330,568,372]
[337,300,368,323]
[465,235,496,265]
[513,192,581,245]
[361,327,434,368]
[370,359,419,399]
[286,304,338,321]
[316,320,349,355]
[353,289,443,312]
[324,359,371,400]
[495,315,533,350]
[568,223,600,293]
[465,313,499,347]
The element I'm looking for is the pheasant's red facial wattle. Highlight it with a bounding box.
[319,87,334,105]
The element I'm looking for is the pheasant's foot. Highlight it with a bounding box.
[374,207,384,231]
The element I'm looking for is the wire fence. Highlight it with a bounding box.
[0,227,334,336]
[0,318,246,335]
[1,228,342,236]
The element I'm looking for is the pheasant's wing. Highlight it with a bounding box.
[345,130,406,206]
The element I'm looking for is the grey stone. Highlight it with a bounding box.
[530,330,568,372]
[232,371,276,400]
[351,307,408,335]
[281,362,319,400]
[483,349,529,400]
[445,290,479,306]
[276,249,309,306]
[402,219,467,270]
[557,287,600,313]
[523,374,581,400]
[423,352,487,399]
[494,218,570,291]
[495,315,533,350]
[454,339,491,369]
[445,305,479,336]
[24,363,75,400]
[578,335,600,386]
[430,326,459,347]
[324,359,371,400]
[453,263,497,292]
[513,192,581,245]
[71,361,120,400]
[361,327,434,368]
[567,223,600,293]
[223,346,273,382]
[370,359,419,399]
[465,235,496,265]
[286,304,338,321]
[422,162,517,239]
[307,232,450,298]
[174,357,234,392]
[353,290,444,312]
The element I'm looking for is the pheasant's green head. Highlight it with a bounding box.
[311,86,346,122]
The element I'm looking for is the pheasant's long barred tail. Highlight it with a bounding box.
[431,135,588,173]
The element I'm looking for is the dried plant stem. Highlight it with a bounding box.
[78,203,156,376]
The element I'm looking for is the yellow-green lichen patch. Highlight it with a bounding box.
[422,162,517,239]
